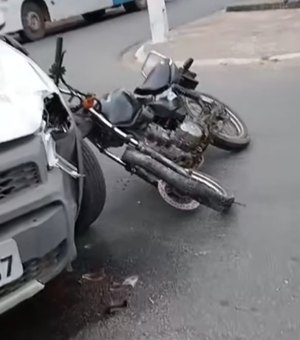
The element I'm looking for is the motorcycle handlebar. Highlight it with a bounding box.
[55,37,63,66]
[183,58,194,70]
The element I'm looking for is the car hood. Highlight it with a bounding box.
[0,40,59,144]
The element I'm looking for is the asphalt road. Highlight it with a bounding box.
[2,1,300,340]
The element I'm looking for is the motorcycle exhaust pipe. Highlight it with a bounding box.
[122,148,234,212]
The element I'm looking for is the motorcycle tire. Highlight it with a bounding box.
[124,0,147,12]
[75,140,106,235]
[122,148,234,212]
[185,93,250,151]
[82,9,105,23]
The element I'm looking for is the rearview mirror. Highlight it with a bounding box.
[141,51,169,78]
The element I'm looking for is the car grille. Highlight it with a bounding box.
[0,240,67,298]
[0,163,40,202]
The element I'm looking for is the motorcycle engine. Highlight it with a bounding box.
[144,116,208,168]
[174,119,205,152]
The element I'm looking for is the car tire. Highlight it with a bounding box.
[124,0,147,12]
[20,1,47,42]
[75,140,106,235]
[82,9,106,23]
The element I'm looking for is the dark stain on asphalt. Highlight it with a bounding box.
[0,245,135,340]
[219,299,230,307]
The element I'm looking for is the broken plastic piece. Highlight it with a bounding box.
[122,275,139,288]
[81,271,105,282]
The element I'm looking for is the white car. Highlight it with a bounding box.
[0,34,106,314]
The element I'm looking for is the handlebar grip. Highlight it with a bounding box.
[55,37,63,65]
[183,58,194,70]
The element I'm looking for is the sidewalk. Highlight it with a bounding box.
[135,7,300,66]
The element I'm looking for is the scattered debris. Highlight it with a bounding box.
[105,275,139,314]
[80,271,139,315]
[122,275,139,288]
[195,250,211,256]
[106,300,128,314]
[66,263,74,272]
[83,244,93,250]
[148,297,155,305]
[234,305,258,312]
[81,270,105,282]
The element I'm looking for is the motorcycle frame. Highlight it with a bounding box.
[59,87,193,183]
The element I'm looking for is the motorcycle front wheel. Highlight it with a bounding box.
[185,93,250,151]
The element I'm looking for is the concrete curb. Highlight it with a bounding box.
[134,43,300,66]
[177,52,300,66]
[226,1,300,12]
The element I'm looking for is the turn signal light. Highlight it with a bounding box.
[83,96,96,110]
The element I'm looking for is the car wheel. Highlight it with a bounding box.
[82,9,106,23]
[124,0,147,13]
[75,140,106,235]
[20,1,47,41]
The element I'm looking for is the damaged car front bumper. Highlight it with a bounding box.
[0,133,79,314]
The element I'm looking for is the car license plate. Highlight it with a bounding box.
[0,239,23,288]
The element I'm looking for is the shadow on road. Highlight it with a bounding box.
[0,238,129,340]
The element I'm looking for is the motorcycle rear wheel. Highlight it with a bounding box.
[185,93,250,151]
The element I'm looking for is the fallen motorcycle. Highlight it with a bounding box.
[49,37,250,212]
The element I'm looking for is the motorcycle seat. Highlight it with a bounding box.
[100,89,141,127]
[134,62,171,96]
